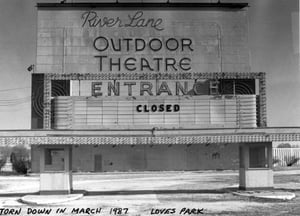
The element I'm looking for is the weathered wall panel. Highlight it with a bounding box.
[37,9,249,74]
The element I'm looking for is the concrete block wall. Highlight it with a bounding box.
[73,143,239,171]
[31,143,239,172]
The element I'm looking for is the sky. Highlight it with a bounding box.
[0,0,299,129]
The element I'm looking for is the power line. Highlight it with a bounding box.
[0,87,30,93]
[0,97,31,106]
[0,87,32,109]
[0,96,31,102]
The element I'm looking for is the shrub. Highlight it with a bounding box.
[285,156,300,167]
[11,159,30,174]
[277,143,292,148]
[0,159,6,171]
[0,146,12,171]
[10,145,30,174]
[273,158,281,165]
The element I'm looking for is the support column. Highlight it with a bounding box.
[40,145,73,195]
[239,142,273,190]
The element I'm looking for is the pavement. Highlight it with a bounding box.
[18,190,295,206]
[232,190,296,201]
[20,194,84,205]
[0,170,299,206]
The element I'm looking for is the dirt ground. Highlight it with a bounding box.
[0,170,299,215]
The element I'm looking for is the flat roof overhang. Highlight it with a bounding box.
[0,127,299,146]
[36,2,248,10]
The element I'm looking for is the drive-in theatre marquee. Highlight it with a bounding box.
[34,7,264,130]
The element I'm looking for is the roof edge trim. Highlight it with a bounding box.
[36,2,248,9]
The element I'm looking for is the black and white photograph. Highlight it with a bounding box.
[0,0,299,215]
